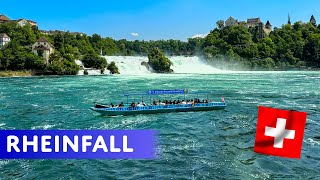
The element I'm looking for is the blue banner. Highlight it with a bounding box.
[147,89,186,95]
[0,130,157,159]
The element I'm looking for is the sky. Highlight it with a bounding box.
[1,0,320,41]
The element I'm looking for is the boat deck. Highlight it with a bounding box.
[91,102,226,116]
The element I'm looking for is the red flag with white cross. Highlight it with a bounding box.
[254,106,307,159]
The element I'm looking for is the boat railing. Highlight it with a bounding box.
[94,102,226,111]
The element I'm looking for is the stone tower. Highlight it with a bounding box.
[310,15,316,26]
[265,20,272,30]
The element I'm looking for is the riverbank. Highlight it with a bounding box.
[0,70,32,77]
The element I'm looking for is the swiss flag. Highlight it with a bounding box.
[254,106,307,159]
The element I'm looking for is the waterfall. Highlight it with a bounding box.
[169,56,222,74]
[104,56,222,75]
[104,56,152,75]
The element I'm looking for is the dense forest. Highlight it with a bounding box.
[0,15,320,75]
[202,17,320,70]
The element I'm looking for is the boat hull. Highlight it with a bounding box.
[90,103,226,116]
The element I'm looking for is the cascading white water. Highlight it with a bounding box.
[104,56,222,75]
[169,56,222,74]
[104,56,152,75]
[76,60,111,75]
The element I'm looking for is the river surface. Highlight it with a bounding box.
[0,72,319,179]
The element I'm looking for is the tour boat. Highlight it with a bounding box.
[90,89,226,116]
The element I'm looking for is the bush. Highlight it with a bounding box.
[81,52,107,69]
[147,48,173,73]
[44,51,79,75]
[107,61,120,74]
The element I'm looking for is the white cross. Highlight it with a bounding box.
[264,118,295,148]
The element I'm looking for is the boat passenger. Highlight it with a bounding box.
[119,102,124,107]
[137,102,144,107]
[191,100,195,107]
[142,101,146,106]
[129,101,136,107]
[110,103,114,107]
[177,100,181,104]
[181,100,186,104]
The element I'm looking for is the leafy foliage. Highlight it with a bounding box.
[0,22,79,74]
[107,61,120,74]
[148,48,173,73]
[202,18,320,70]
[44,52,79,75]
[81,52,107,69]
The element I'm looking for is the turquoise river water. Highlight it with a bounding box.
[0,72,319,179]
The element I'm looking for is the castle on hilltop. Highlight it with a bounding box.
[224,16,272,38]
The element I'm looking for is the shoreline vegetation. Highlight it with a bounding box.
[0,70,32,77]
[0,16,320,76]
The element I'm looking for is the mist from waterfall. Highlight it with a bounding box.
[104,56,223,75]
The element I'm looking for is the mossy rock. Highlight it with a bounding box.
[141,61,150,70]
[147,48,173,73]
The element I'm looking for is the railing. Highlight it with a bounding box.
[95,102,226,111]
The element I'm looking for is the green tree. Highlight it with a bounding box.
[54,32,65,54]
[148,48,172,73]
[224,26,252,45]
[107,61,120,74]
[281,49,299,65]
[24,53,45,70]
[82,52,107,69]
[216,20,225,30]
[303,33,320,67]
[257,37,276,58]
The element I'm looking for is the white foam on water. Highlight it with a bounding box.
[169,56,222,74]
[76,60,111,75]
[304,138,320,146]
[105,56,151,75]
[78,69,110,75]
[0,160,9,167]
[104,56,223,75]
[77,56,316,75]
[31,124,56,130]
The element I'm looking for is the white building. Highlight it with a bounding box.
[32,37,55,64]
[15,19,37,27]
[0,33,10,48]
